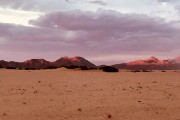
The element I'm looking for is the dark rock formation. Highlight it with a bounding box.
[23,59,50,69]
[0,64,3,68]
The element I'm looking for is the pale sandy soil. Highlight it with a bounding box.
[0,69,180,120]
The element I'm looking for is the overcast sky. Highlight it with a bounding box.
[0,0,180,65]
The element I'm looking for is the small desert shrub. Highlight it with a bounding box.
[0,65,3,68]
[66,65,79,69]
[161,70,166,72]
[6,67,16,69]
[77,108,82,112]
[66,65,89,70]
[107,114,112,118]
[29,68,37,70]
[44,66,58,69]
[80,66,89,70]
[100,66,118,72]
[89,67,97,70]
[2,113,7,116]
[142,70,151,72]
[24,68,30,70]
[24,68,37,70]
[131,70,141,72]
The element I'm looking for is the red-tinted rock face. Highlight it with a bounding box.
[1,56,179,70]
[3,56,96,69]
[23,59,50,69]
[113,56,180,70]
[61,56,81,62]
[69,57,81,62]
[54,56,96,68]
[147,56,160,62]
[73,56,97,68]
[128,56,159,65]
[24,59,48,64]
[174,56,180,64]
[127,56,172,65]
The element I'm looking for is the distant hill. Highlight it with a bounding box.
[23,59,50,69]
[0,56,180,70]
[112,56,180,70]
[53,56,96,69]
[174,56,180,64]
[0,56,97,69]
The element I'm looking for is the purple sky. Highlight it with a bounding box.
[0,0,180,65]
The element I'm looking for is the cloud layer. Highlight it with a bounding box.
[0,0,180,64]
[0,10,180,64]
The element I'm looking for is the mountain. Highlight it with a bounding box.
[127,56,174,65]
[0,60,9,68]
[0,60,22,68]
[174,56,180,64]
[127,56,159,65]
[73,56,97,68]
[23,59,50,69]
[53,56,96,68]
[0,56,179,70]
[0,56,96,69]
[112,56,180,70]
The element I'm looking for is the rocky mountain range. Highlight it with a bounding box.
[0,56,180,70]
[112,56,180,70]
[0,56,96,69]
[174,56,180,64]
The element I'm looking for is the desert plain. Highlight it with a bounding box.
[0,68,180,120]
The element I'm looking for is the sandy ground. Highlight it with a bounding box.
[0,69,180,120]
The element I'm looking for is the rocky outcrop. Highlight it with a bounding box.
[174,56,180,64]
[23,59,50,69]
[0,56,179,70]
[127,56,173,65]
[0,56,97,69]
[0,60,22,68]
[53,56,96,69]
[0,64,3,68]
[112,56,180,70]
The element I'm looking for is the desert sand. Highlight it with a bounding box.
[0,69,180,120]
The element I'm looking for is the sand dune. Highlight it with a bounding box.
[0,69,180,120]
